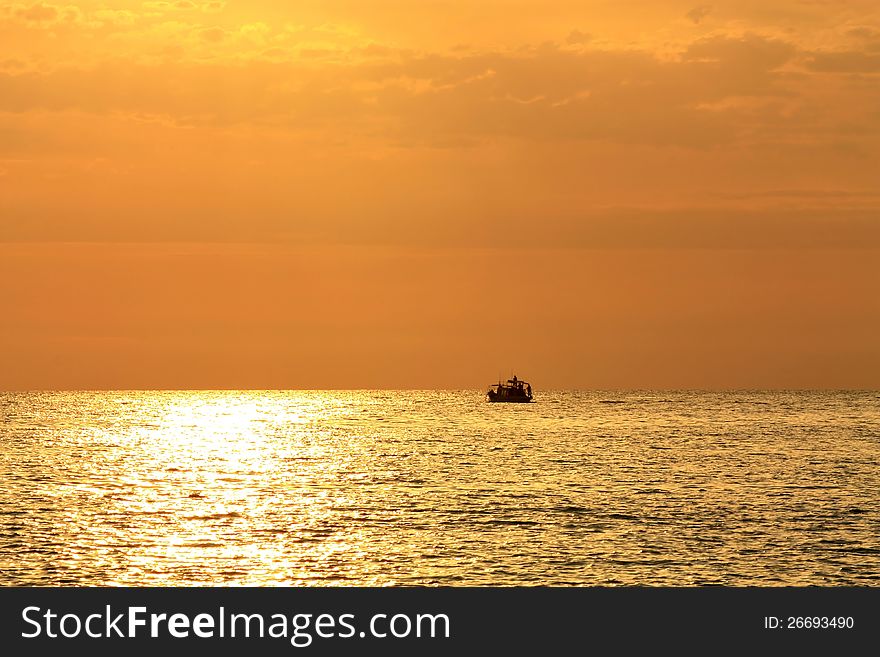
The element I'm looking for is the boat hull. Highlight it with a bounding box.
[486,391,533,403]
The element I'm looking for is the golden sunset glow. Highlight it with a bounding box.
[2,1,878,389]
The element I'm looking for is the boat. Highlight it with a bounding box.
[486,375,533,403]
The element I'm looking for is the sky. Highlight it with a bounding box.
[1,0,878,389]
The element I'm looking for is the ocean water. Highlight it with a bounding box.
[1,390,878,586]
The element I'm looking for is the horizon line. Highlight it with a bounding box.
[2,387,878,393]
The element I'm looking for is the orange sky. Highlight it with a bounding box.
[1,1,879,389]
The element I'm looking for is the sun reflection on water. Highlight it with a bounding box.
[98,392,357,585]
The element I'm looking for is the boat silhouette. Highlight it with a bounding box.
[486,375,533,403]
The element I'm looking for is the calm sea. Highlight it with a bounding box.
[1,390,878,586]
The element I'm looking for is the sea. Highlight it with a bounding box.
[1,390,878,586]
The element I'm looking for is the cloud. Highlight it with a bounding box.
[0,31,872,155]
[683,34,796,71]
[92,8,138,27]
[143,1,198,11]
[0,58,28,72]
[565,29,591,45]
[846,26,880,41]
[806,50,880,72]
[199,26,226,42]
[2,169,877,250]
[0,36,825,146]
[686,5,712,25]
[0,2,85,28]
[714,189,880,201]
[17,2,56,21]
[2,2,58,24]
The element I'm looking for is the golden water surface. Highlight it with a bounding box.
[1,390,878,585]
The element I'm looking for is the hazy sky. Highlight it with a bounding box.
[1,1,878,389]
